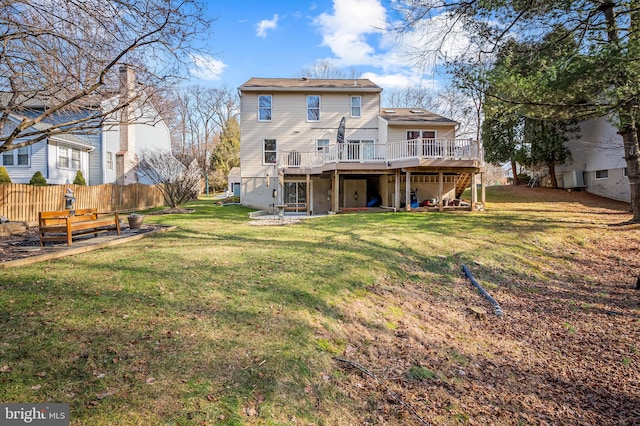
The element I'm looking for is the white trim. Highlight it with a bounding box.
[306,95,320,122]
[263,138,277,165]
[1,145,30,167]
[258,94,272,122]
[350,95,362,118]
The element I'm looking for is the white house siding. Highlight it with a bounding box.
[557,117,630,202]
[240,91,380,209]
[2,139,48,184]
[45,141,90,185]
[102,126,120,184]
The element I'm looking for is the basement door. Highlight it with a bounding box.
[284,182,307,213]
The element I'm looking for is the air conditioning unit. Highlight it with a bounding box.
[563,170,585,188]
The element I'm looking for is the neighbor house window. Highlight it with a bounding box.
[350,96,362,117]
[106,151,114,171]
[2,146,29,166]
[58,146,81,169]
[258,95,272,121]
[307,95,320,121]
[623,167,628,177]
[316,139,330,151]
[263,139,277,164]
[595,169,608,179]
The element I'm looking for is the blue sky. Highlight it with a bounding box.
[189,0,470,91]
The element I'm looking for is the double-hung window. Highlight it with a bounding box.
[258,95,272,121]
[307,95,320,121]
[58,146,81,169]
[2,146,29,166]
[263,139,277,164]
[350,96,361,118]
[106,151,114,171]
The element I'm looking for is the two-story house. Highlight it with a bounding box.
[1,67,171,186]
[239,78,485,215]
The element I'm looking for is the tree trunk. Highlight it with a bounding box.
[548,162,558,188]
[511,160,519,185]
[619,125,640,222]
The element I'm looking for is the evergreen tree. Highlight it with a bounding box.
[209,117,240,191]
[29,171,47,186]
[73,170,87,186]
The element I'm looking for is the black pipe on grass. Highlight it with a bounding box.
[462,264,504,317]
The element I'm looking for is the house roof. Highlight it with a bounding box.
[379,108,459,125]
[228,166,240,176]
[239,78,382,93]
[6,113,95,150]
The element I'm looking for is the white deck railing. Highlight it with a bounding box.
[279,138,480,168]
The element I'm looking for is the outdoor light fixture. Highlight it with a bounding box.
[64,188,76,211]
[354,191,358,201]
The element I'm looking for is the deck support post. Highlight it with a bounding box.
[333,170,340,213]
[471,172,477,210]
[405,170,412,211]
[306,174,311,215]
[394,169,401,210]
[438,172,444,212]
[481,172,486,207]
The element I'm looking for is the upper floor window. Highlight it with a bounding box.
[106,151,114,171]
[58,146,81,169]
[595,169,608,179]
[316,139,330,151]
[2,146,29,167]
[350,96,361,117]
[263,139,277,164]
[258,95,272,121]
[307,95,320,121]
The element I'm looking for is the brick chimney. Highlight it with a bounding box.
[116,66,138,185]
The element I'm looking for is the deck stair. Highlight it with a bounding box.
[455,173,472,198]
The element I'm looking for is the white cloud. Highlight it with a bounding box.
[312,1,472,89]
[314,0,387,66]
[256,14,279,38]
[190,54,227,81]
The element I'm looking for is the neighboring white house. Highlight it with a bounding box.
[238,78,485,214]
[555,117,630,202]
[1,67,171,186]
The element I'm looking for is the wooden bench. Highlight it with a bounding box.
[38,209,121,247]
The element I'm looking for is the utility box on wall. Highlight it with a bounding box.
[562,170,585,189]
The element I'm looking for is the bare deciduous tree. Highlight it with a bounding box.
[0,0,210,153]
[137,150,201,208]
[296,60,361,80]
[165,85,239,192]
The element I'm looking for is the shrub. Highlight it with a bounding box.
[29,171,47,186]
[73,170,87,186]
[0,166,11,183]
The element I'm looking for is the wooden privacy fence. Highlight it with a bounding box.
[0,183,166,223]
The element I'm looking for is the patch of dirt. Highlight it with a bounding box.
[329,187,640,425]
[146,208,195,215]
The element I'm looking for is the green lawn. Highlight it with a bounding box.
[1,187,638,425]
